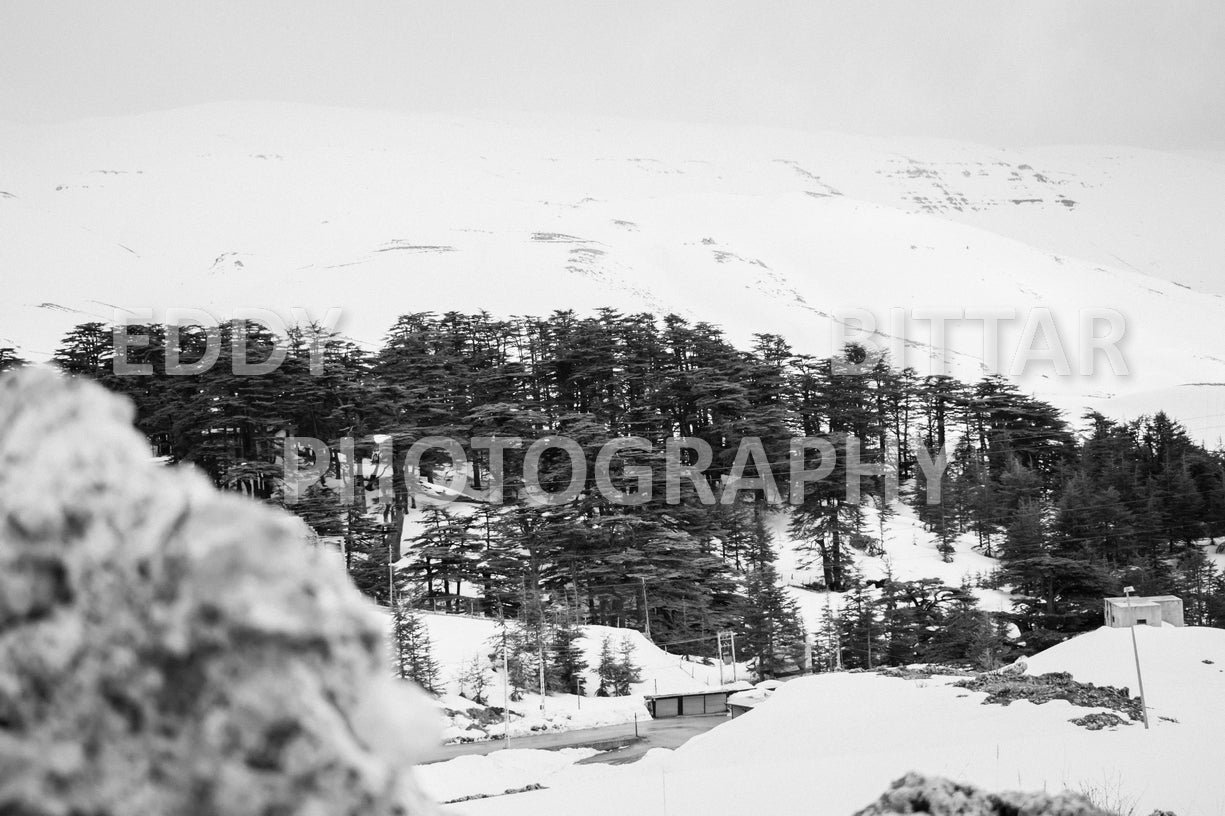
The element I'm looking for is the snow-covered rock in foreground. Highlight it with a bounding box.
[451,626,1225,816]
[0,368,441,816]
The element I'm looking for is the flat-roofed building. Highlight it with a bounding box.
[1103,595,1183,628]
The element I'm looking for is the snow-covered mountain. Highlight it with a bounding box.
[4,102,1225,437]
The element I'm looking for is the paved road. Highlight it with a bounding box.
[578,713,728,765]
[421,713,729,765]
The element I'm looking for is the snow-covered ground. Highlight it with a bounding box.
[417,748,598,804]
[419,611,748,743]
[770,497,1015,633]
[447,625,1225,816]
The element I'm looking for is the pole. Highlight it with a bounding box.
[641,577,651,641]
[499,603,512,747]
[389,538,403,674]
[502,640,511,745]
[1124,587,1150,730]
[730,633,738,682]
[539,639,547,716]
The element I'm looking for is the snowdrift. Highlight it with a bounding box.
[451,626,1225,816]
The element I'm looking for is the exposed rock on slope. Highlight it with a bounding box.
[0,368,439,815]
[854,773,1117,816]
[954,671,1144,723]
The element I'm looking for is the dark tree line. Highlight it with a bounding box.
[40,309,1225,668]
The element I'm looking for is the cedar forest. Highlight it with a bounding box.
[10,308,1225,687]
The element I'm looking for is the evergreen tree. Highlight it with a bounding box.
[456,655,491,705]
[488,617,533,702]
[613,637,642,696]
[549,619,589,695]
[595,635,618,696]
[836,574,881,670]
[392,602,441,693]
[0,347,26,373]
[740,508,807,678]
[595,635,641,696]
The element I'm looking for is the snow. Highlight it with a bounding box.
[448,626,1225,816]
[418,611,747,741]
[1026,624,1225,722]
[768,496,1016,634]
[416,748,597,804]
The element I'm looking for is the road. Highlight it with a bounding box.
[420,713,729,765]
[577,713,728,765]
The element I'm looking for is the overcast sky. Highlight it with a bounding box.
[2,1,1222,148]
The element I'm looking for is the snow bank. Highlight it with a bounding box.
[450,626,1225,816]
[417,748,597,804]
[1026,624,1225,721]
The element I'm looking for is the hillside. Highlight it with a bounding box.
[416,611,746,746]
[452,625,1225,816]
[4,103,1225,433]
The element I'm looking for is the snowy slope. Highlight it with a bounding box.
[1026,624,1225,723]
[453,626,1225,816]
[766,497,1015,636]
[4,103,1225,429]
[417,611,746,745]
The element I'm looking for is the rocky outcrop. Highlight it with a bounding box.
[855,773,1118,816]
[954,671,1144,724]
[0,368,439,815]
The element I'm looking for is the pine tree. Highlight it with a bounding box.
[1001,500,1047,595]
[1174,545,1221,626]
[595,635,641,696]
[0,347,26,373]
[837,574,880,670]
[549,619,589,695]
[406,505,479,612]
[488,617,533,702]
[919,587,1001,667]
[456,655,491,705]
[392,602,441,694]
[53,321,114,378]
[613,637,642,696]
[740,510,807,678]
[811,596,842,672]
[595,635,618,696]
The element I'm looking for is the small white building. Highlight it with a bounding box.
[1103,595,1183,628]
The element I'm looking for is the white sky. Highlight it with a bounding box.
[1,0,1223,148]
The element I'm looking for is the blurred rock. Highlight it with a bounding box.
[0,368,439,815]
